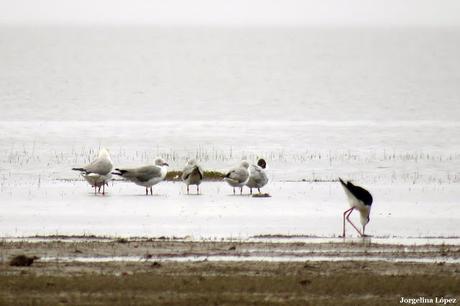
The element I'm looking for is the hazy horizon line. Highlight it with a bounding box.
[2,22,460,29]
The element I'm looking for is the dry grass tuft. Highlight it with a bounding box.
[166,170,225,181]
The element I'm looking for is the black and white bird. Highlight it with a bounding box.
[72,148,113,195]
[339,178,373,237]
[246,158,268,194]
[112,157,169,195]
[224,160,250,195]
[181,159,203,194]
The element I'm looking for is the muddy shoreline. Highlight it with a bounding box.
[2,237,460,261]
[1,238,459,305]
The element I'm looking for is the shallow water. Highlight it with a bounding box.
[248,237,460,246]
[1,26,459,242]
[0,180,458,240]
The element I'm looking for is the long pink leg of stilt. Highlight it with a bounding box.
[342,207,354,237]
[346,209,363,236]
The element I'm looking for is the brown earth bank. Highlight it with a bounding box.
[0,239,459,305]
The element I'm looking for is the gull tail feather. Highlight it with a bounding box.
[112,169,127,176]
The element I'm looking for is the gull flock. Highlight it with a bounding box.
[72,148,268,197]
[72,148,373,237]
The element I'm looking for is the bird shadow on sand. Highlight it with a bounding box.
[86,193,112,197]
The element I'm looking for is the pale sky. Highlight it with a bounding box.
[0,0,459,26]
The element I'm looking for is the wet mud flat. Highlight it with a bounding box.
[0,238,459,305]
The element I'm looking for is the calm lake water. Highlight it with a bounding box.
[0,26,459,239]
[1,26,459,179]
[1,26,459,122]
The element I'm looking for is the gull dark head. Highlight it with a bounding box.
[257,158,267,169]
[154,158,169,167]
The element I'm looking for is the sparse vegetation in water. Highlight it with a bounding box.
[166,170,225,181]
[252,193,271,198]
[3,144,460,184]
[203,170,226,181]
[165,171,181,181]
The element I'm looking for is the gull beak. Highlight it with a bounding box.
[163,163,169,166]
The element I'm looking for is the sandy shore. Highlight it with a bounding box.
[1,238,459,305]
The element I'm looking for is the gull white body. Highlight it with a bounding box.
[246,159,268,194]
[83,173,112,188]
[182,159,204,194]
[128,167,168,188]
[224,160,250,194]
[113,158,169,195]
[72,148,113,195]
